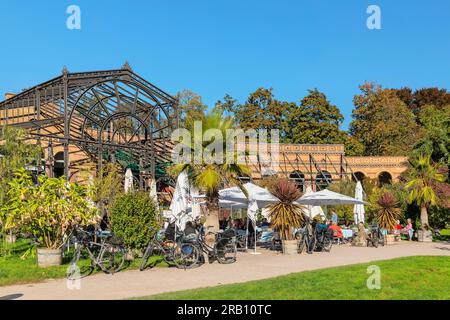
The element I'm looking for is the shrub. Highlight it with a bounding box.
[0,169,99,249]
[110,192,160,251]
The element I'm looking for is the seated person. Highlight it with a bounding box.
[328,223,343,239]
[394,220,402,234]
[400,218,414,240]
[261,218,270,228]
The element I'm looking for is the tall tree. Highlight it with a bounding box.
[349,83,420,156]
[394,87,450,115]
[286,89,345,144]
[412,105,450,166]
[215,88,291,141]
[175,90,207,128]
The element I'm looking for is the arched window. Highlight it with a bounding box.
[378,171,392,186]
[53,152,65,178]
[352,171,366,182]
[315,170,332,188]
[289,171,305,191]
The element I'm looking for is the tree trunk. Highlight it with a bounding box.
[205,196,220,247]
[420,205,429,230]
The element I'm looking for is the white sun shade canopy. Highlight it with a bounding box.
[296,189,366,206]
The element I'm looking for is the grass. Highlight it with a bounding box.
[0,238,167,287]
[136,256,450,300]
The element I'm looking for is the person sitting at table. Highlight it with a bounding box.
[329,222,343,239]
[261,218,270,228]
[400,218,414,240]
[394,220,402,234]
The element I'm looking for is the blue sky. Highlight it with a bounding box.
[1,0,450,129]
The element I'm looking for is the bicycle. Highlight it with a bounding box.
[367,223,385,248]
[194,226,237,264]
[140,226,199,271]
[67,226,126,280]
[296,219,316,254]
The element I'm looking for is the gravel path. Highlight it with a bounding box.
[0,241,449,300]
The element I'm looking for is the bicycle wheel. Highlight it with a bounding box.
[99,244,126,274]
[322,236,332,252]
[140,242,154,271]
[297,233,306,254]
[215,238,237,264]
[67,244,94,280]
[173,243,200,269]
[307,233,316,253]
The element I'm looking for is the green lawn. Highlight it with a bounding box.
[0,238,166,287]
[136,256,450,300]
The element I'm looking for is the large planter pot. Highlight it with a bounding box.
[37,248,62,267]
[282,240,298,255]
[386,234,399,245]
[417,230,433,242]
[5,234,16,244]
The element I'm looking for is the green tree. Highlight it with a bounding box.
[286,89,346,144]
[349,83,420,156]
[412,105,450,166]
[0,126,41,207]
[176,90,207,128]
[405,154,446,229]
[216,88,291,141]
[170,112,249,231]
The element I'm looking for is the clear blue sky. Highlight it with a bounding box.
[1,0,450,129]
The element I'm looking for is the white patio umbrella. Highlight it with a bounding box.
[297,189,366,206]
[295,185,325,219]
[124,168,134,193]
[353,181,365,224]
[168,171,190,231]
[219,182,279,254]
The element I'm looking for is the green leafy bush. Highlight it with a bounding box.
[110,192,160,251]
[0,169,99,249]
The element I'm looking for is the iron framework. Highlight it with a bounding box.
[0,63,178,187]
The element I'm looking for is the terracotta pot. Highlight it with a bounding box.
[37,248,62,267]
[282,240,298,255]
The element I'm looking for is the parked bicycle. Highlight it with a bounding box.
[67,226,126,280]
[194,226,237,264]
[367,223,385,248]
[296,218,316,254]
[140,226,199,271]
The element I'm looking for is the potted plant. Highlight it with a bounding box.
[374,191,402,244]
[0,169,99,267]
[267,179,304,254]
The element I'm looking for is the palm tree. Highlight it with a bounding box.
[375,191,402,230]
[267,179,304,241]
[405,154,446,230]
[170,112,249,231]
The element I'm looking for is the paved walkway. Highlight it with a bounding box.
[0,241,449,300]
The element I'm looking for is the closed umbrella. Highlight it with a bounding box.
[353,181,365,224]
[124,168,134,193]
